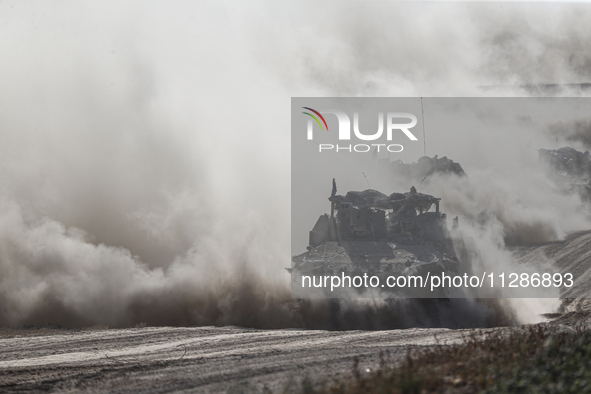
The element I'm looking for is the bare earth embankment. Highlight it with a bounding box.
[511,229,591,324]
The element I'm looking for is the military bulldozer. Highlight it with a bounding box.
[290,179,464,325]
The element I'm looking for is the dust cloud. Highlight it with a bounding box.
[548,119,591,150]
[1,1,591,328]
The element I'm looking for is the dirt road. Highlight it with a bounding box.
[0,325,480,393]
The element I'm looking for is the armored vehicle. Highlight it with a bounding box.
[291,180,462,312]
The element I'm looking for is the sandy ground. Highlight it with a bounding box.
[2,230,591,393]
[510,230,591,300]
[0,325,483,393]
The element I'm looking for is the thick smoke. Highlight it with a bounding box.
[1,1,591,328]
[548,119,591,150]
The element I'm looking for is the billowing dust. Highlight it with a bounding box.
[1,2,591,329]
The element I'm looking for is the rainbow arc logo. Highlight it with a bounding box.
[301,107,328,131]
